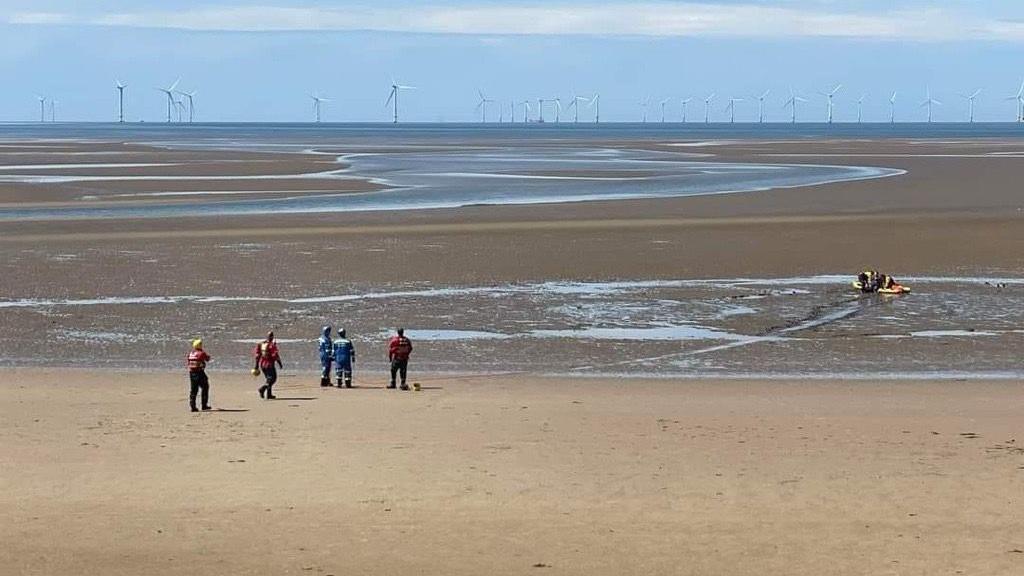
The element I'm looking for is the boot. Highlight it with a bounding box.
[258,385,267,398]
[320,377,330,387]
[265,385,276,400]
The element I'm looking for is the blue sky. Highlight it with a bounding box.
[3,1,1024,122]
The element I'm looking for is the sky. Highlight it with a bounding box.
[3,1,1024,123]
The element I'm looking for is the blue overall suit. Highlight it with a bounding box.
[332,329,356,388]
[317,326,333,386]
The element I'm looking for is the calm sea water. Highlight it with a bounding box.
[1,121,1024,143]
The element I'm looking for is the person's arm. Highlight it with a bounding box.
[253,345,261,370]
[276,347,283,368]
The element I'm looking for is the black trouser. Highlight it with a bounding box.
[189,370,209,410]
[259,365,277,397]
[390,359,408,387]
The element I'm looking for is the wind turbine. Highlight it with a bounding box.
[1006,80,1024,122]
[856,95,866,123]
[552,98,562,123]
[703,93,715,123]
[818,84,842,124]
[518,100,531,123]
[385,79,416,124]
[680,98,692,123]
[783,89,807,124]
[754,90,770,123]
[175,99,186,123]
[590,94,600,124]
[568,94,589,123]
[116,81,127,123]
[725,97,743,124]
[476,90,495,123]
[176,89,196,123]
[920,88,941,123]
[659,97,671,122]
[49,99,57,122]
[536,99,547,123]
[639,97,650,123]
[310,94,330,123]
[157,78,180,123]
[889,92,897,124]
[960,89,982,123]
[36,96,46,122]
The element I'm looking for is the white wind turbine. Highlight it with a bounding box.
[754,89,770,123]
[568,94,589,123]
[960,89,982,123]
[783,88,807,124]
[176,89,197,123]
[856,94,866,123]
[1006,80,1024,122]
[889,91,897,123]
[553,98,562,123]
[157,78,180,123]
[680,98,692,123]
[640,97,650,123]
[659,97,671,122]
[310,94,330,123]
[49,99,57,122]
[725,97,743,124]
[518,100,532,123]
[385,79,416,124]
[920,87,941,123]
[116,81,127,123]
[703,93,715,123]
[536,99,547,123]
[476,90,495,123]
[819,84,842,124]
[590,94,600,123]
[36,96,46,122]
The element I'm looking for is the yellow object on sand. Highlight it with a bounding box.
[251,368,260,377]
[192,339,203,350]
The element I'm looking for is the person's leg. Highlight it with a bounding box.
[343,361,353,387]
[399,360,409,390]
[200,372,211,410]
[320,358,332,386]
[189,373,200,411]
[389,361,399,388]
[263,366,277,398]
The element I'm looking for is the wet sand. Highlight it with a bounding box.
[2,370,1022,575]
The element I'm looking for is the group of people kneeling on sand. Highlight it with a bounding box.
[185,327,414,412]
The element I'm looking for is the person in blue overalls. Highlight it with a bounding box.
[318,326,333,387]
[332,328,356,388]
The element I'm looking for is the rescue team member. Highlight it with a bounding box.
[333,328,356,388]
[387,328,413,390]
[318,326,333,387]
[253,331,283,399]
[186,339,212,412]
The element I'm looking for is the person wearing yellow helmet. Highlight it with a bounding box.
[186,338,212,412]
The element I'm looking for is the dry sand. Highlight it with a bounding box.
[2,370,1023,575]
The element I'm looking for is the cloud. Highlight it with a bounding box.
[7,3,1024,41]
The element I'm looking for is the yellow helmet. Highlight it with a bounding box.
[192,338,203,350]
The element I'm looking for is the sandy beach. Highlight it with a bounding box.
[2,370,1022,575]
[1,132,1023,574]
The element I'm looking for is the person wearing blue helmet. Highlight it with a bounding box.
[317,326,333,387]
[332,328,356,388]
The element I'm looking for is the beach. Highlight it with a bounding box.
[1,129,1023,574]
[2,370,1023,575]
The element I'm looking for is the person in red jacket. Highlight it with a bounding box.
[186,339,212,412]
[253,331,283,399]
[387,328,413,390]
